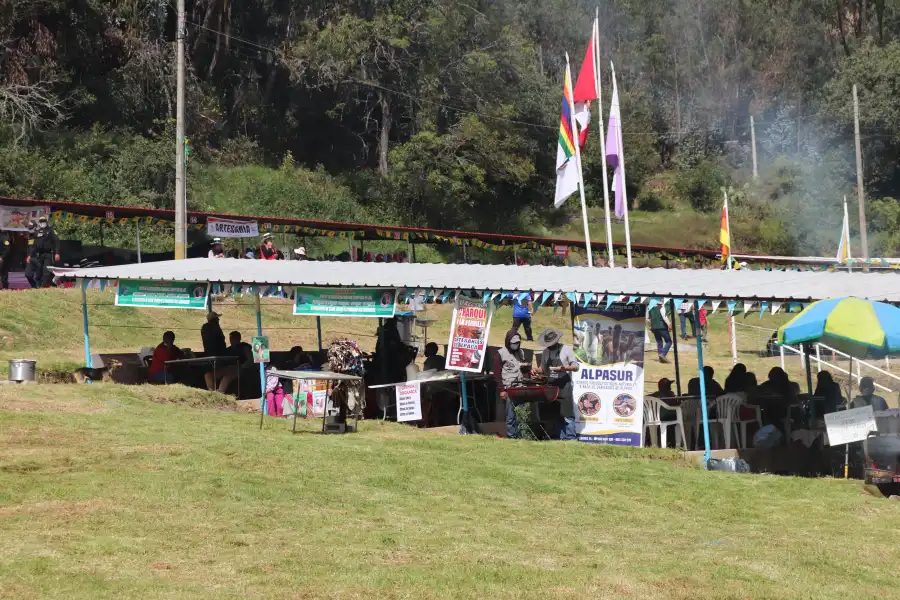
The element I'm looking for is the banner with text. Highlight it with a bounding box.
[293,287,397,318]
[0,205,50,231]
[115,280,210,310]
[446,296,493,373]
[206,217,259,238]
[825,405,877,446]
[570,302,646,446]
[397,382,423,422]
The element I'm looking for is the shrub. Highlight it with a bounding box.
[673,160,727,212]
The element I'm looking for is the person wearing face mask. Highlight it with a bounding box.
[25,216,60,288]
[534,328,580,440]
[494,329,531,439]
[851,376,889,411]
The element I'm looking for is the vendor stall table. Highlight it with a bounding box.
[268,369,364,433]
[164,355,239,392]
[370,371,493,425]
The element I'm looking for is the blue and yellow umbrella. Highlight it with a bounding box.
[777,297,900,357]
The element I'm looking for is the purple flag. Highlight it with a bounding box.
[605,75,626,218]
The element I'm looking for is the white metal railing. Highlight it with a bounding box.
[732,321,896,393]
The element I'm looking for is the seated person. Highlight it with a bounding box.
[147,331,182,384]
[724,363,748,394]
[814,370,845,414]
[758,367,798,402]
[649,378,674,399]
[687,366,724,398]
[422,342,446,371]
[206,331,253,394]
[851,376,889,411]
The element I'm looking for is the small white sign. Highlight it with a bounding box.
[396,382,422,422]
[206,217,259,238]
[825,405,877,446]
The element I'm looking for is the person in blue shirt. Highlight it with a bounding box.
[512,295,534,342]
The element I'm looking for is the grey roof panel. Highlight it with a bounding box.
[54,258,900,302]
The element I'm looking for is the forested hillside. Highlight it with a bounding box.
[3,1,900,257]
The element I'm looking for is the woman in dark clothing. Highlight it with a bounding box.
[724,363,748,394]
[814,371,844,414]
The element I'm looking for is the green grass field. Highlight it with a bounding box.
[2,384,900,599]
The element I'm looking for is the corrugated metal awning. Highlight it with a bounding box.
[53,258,900,303]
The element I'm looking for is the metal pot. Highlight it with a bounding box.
[8,359,36,382]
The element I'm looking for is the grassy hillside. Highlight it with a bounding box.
[2,385,900,599]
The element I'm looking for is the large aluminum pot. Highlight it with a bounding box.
[8,359,36,382]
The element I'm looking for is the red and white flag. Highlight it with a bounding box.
[571,28,597,150]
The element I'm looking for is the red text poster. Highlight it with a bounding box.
[446,296,493,373]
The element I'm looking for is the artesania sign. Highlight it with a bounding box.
[206,217,259,238]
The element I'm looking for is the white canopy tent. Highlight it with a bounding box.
[54,259,900,461]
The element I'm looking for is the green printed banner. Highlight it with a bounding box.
[293,287,397,318]
[115,280,210,310]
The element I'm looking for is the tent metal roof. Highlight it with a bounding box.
[54,258,900,302]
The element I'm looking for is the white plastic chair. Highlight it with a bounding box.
[708,393,746,449]
[735,402,762,448]
[643,397,688,449]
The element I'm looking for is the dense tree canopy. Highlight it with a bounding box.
[3,1,900,256]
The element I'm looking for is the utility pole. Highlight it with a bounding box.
[750,115,758,179]
[174,0,187,259]
[853,84,869,269]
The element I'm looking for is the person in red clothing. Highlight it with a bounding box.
[696,304,709,342]
[148,331,182,384]
[259,233,278,260]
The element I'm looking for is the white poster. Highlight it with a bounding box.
[206,217,259,238]
[396,382,422,422]
[0,205,49,231]
[570,302,646,446]
[825,405,877,446]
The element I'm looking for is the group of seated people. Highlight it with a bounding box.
[651,362,890,416]
[145,311,317,396]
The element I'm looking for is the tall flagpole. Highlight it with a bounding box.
[724,190,732,270]
[566,53,594,267]
[593,11,614,268]
[610,63,632,268]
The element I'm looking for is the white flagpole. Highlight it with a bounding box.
[566,52,594,267]
[593,12,614,268]
[724,190,732,270]
[610,63,632,268]
[844,195,853,273]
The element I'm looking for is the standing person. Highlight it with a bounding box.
[512,294,534,342]
[696,303,708,342]
[208,238,225,258]
[648,303,672,363]
[259,233,278,260]
[494,330,531,439]
[677,300,696,340]
[25,216,59,288]
[535,328,579,441]
[0,228,12,289]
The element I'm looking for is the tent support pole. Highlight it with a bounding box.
[694,300,711,464]
[136,223,142,263]
[804,342,814,424]
[669,299,681,396]
[256,290,267,424]
[316,317,323,353]
[81,279,92,368]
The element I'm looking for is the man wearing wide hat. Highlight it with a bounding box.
[535,328,580,440]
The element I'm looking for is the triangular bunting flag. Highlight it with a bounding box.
[743,301,755,316]
[541,291,552,305]
[583,293,594,307]
[711,300,722,314]
[727,300,738,314]
[771,301,782,315]
[647,298,659,311]
[605,295,615,310]
[482,291,491,304]
[759,301,769,318]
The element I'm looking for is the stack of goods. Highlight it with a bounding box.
[326,339,365,420]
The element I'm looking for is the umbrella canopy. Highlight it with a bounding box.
[777,297,900,357]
